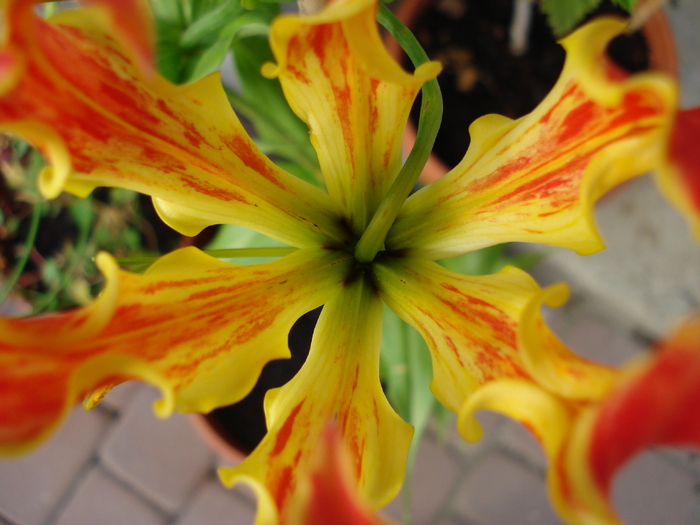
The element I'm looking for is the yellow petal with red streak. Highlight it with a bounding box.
[267,0,440,235]
[373,258,615,415]
[81,0,154,74]
[0,1,347,247]
[387,17,677,260]
[0,247,352,455]
[286,423,388,525]
[220,276,412,514]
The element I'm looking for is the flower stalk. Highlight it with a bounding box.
[353,4,443,263]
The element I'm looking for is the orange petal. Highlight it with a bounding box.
[267,0,440,235]
[557,315,700,523]
[655,107,700,237]
[221,275,412,514]
[0,1,347,247]
[373,257,616,418]
[387,18,677,260]
[0,247,352,455]
[286,422,388,525]
[81,0,154,74]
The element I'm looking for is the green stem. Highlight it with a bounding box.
[0,197,43,307]
[116,246,297,266]
[354,5,443,263]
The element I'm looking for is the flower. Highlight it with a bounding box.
[0,0,679,519]
[458,313,700,525]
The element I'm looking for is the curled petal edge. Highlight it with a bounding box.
[519,282,618,401]
[265,0,440,88]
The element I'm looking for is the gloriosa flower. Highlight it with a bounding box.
[0,0,684,522]
[458,313,700,525]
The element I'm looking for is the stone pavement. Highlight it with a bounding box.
[3,1,700,524]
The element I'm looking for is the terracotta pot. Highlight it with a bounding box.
[189,412,247,464]
[389,0,678,183]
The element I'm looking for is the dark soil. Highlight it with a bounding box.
[409,0,650,168]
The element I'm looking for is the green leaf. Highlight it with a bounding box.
[380,307,438,523]
[380,305,411,418]
[205,223,287,265]
[612,0,639,11]
[539,0,602,36]
[179,0,246,49]
[68,197,94,234]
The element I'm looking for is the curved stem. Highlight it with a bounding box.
[0,197,43,307]
[354,5,442,263]
[116,246,298,267]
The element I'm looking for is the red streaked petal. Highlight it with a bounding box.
[0,1,347,247]
[387,17,677,260]
[289,423,387,525]
[373,258,616,416]
[655,107,700,236]
[81,0,154,74]
[268,0,440,235]
[587,315,700,499]
[466,317,700,525]
[0,247,352,455]
[220,276,412,514]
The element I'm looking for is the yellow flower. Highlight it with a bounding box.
[0,0,679,520]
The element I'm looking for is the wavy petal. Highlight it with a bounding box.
[0,247,351,455]
[387,18,677,259]
[459,316,700,525]
[220,275,412,513]
[455,379,606,525]
[266,0,440,235]
[655,107,700,236]
[0,1,347,247]
[373,258,616,419]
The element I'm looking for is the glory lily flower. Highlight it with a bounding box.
[457,312,700,525]
[0,0,680,518]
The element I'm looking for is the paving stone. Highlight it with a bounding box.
[566,318,643,366]
[435,410,506,458]
[54,466,167,525]
[665,1,700,107]
[442,515,479,525]
[613,450,700,525]
[453,452,563,525]
[0,405,111,525]
[99,381,144,413]
[523,175,700,339]
[496,418,547,471]
[174,479,256,525]
[403,433,465,525]
[99,386,216,513]
[0,512,16,525]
